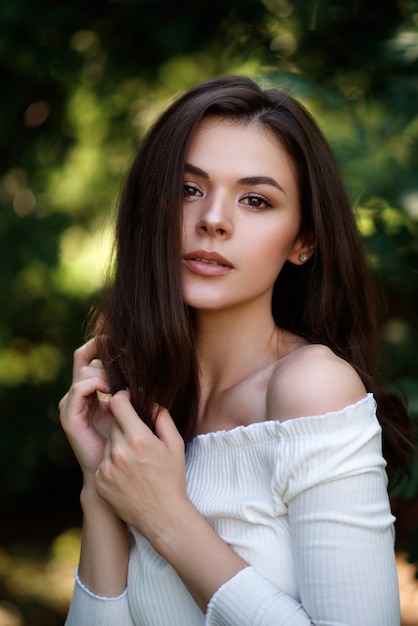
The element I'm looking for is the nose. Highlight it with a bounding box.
[195,194,233,238]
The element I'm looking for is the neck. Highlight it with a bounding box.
[192,301,283,393]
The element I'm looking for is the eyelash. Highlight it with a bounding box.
[242,193,273,209]
[183,184,202,197]
[183,184,274,209]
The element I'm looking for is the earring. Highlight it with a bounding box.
[299,253,308,263]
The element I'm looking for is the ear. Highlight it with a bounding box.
[287,234,316,266]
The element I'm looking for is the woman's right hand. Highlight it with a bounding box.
[59,337,114,486]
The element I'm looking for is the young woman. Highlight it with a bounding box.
[59,75,413,625]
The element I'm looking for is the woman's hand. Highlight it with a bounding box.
[94,390,188,545]
[95,390,248,612]
[59,337,114,486]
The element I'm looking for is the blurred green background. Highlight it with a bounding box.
[1,0,417,623]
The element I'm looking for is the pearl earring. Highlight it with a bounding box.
[299,253,308,263]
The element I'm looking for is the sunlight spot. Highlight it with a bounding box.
[262,0,294,18]
[0,170,27,202]
[15,262,49,301]
[0,602,23,626]
[270,32,297,55]
[354,207,376,237]
[397,553,418,625]
[0,342,63,386]
[13,189,35,216]
[54,222,113,296]
[403,192,418,219]
[382,319,412,346]
[51,528,81,564]
[70,30,99,56]
[24,101,50,128]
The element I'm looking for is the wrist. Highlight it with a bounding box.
[148,498,197,557]
[80,483,114,515]
[77,489,130,598]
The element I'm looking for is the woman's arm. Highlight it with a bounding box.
[77,485,130,597]
[59,340,134,624]
[93,393,317,623]
[203,393,399,626]
[64,489,134,626]
[94,392,249,611]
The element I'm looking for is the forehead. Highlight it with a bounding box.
[186,116,296,182]
[189,116,283,151]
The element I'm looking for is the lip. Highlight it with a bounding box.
[183,249,234,276]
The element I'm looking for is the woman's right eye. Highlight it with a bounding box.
[183,184,202,197]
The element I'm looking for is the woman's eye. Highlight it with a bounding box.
[183,184,202,198]
[242,194,273,209]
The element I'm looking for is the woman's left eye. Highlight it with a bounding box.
[242,194,273,209]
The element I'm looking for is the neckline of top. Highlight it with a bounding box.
[186,394,375,452]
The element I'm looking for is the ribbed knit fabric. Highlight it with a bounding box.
[65,394,400,625]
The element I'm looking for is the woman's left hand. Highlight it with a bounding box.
[94,390,189,544]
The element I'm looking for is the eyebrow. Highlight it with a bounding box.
[184,163,286,194]
[238,176,285,194]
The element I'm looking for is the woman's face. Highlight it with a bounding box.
[181,117,311,313]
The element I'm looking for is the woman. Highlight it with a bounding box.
[59,75,413,625]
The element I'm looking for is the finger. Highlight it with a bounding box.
[89,358,104,369]
[154,407,184,451]
[58,391,68,413]
[108,390,150,436]
[61,375,111,424]
[78,362,110,386]
[72,337,100,379]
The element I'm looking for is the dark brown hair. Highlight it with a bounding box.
[92,75,413,478]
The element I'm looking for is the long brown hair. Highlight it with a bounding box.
[92,75,413,478]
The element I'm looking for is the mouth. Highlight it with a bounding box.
[191,256,229,267]
[183,250,234,276]
[183,250,233,268]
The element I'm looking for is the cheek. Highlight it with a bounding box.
[181,211,194,244]
[247,229,295,266]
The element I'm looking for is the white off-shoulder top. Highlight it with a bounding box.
[66,394,400,625]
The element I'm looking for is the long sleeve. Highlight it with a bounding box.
[206,567,312,625]
[65,568,135,626]
[205,395,399,625]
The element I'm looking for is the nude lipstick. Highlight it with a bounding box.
[183,250,234,276]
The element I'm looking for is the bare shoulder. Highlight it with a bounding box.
[266,344,367,422]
